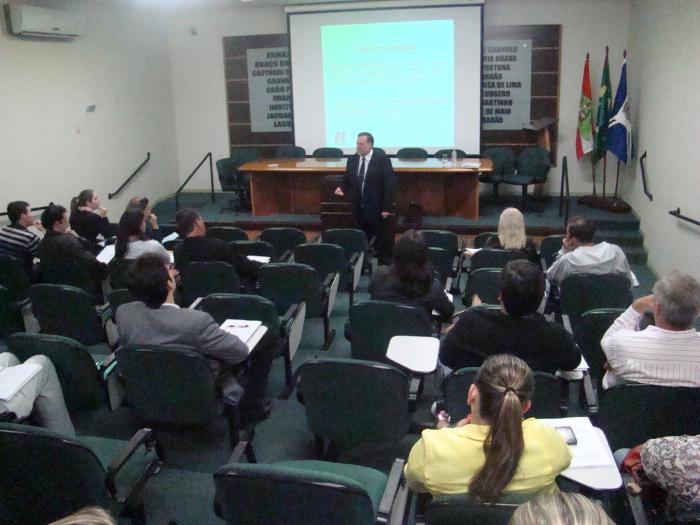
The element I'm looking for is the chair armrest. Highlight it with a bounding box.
[409,376,420,410]
[349,252,360,266]
[623,472,650,525]
[279,249,293,262]
[309,234,321,243]
[226,440,251,465]
[97,352,118,380]
[188,296,204,310]
[322,272,334,291]
[377,458,405,523]
[562,314,573,334]
[105,428,164,504]
[583,373,598,415]
[280,303,300,338]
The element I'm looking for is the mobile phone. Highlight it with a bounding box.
[555,426,577,445]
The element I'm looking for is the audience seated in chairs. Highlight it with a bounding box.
[69,189,112,250]
[483,207,539,264]
[510,492,616,525]
[0,352,74,436]
[0,200,43,277]
[546,215,635,286]
[173,208,261,293]
[404,354,571,499]
[115,254,273,424]
[369,229,454,321]
[114,207,169,264]
[125,196,162,241]
[601,270,700,389]
[440,260,580,374]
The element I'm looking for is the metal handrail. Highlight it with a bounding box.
[559,155,570,227]
[174,152,215,211]
[108,152,151,200]
[669,208,700,228]
[0,203,54,218]
[640,151,653,201]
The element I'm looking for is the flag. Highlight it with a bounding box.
[608,54,632,164]
[575,54,594,160]
[592,48,612,164]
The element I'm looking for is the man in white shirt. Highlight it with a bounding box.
[601,271,700,389]
[0,353,75,436]
[546,216,636,286]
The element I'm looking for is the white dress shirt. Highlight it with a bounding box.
[546,242,636,286]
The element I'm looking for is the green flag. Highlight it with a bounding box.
[592,48,612,164]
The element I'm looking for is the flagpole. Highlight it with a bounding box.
[601,46,609,199]
[591,159,596,196]
[613,49,627,200]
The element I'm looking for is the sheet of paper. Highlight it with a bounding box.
[0,363,42,401]
[539,417,614,468]
[463,247,482,256]
[96,244,115,264]
[161,231,179,243]
[220,319,263,345]
[247,255,270,264]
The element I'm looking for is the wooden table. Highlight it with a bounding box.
[241,157,492,220]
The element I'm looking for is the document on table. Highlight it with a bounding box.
[539,417,613,468]
[219,319,268,354]
[0,363,42,401]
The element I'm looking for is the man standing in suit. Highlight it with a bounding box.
[335,132,395,264]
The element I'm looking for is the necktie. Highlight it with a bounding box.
[358,156,366,194]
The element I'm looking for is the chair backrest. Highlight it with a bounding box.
[425,493,533,525]
[260,227,307,260]
[559,273,633,320]
[434,148,467,159]
[427,247,453,286]
[445,368,564,421]
[598,384,700,451]
[294,243,346,287]
[0,254,31,302]
[107,257,133,290]
[0,284,23,338]
[0,422,110,525]
[577,308,625,383]
[107,288,136,320]
[39,255,100,298]
[312,147,344,160]
[348,300,433,362]
[396,147,429,160]
[163,238,182,251]
[29,283,103,346]
[258,263,323,317]
[214,461,378,525]
[116,345,220,425]
[540,234,564,269]
[8,333,104,411]
[179,261,240,306]
[482,147,516,178]
[207,226,248,243]
[516,147,551,182]
[470,249,526,272]
[229,240,275,260]
[216,150,262,190]
[473,232,498,249]
[274,145,306,159]
[298,358,411,447]
[464,268,502,305]
[321,229,368,257]
[419,230,459,254]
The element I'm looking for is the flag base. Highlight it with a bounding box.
[577,195,632,213]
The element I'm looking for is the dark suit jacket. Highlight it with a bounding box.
[342,149,395,225]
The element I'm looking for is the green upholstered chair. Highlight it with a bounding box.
[464,268,502,305]
[444,367,566,421]
[259,227,307,262]
[296,358,412,458]
[539,234,564,270]
[274,145,306,159]
[295,242,360,308]
[434,148,467,159]
[8,333,110,413]
[38,254,104,303]
[0,284,23,340]
[29,284,110,358]
[473,231,498,249]
[597,384,700,451]
[501,147,551,202]
[0,254,31,303]
[321,228,371,278]
[480,147,516,200]
[217,149,261,212]
[427,246,456,292]
[576,308,626,386]
[422,492,534,525]
[397,147,429,160]
[179,261,240,306]
[469,248,527,273]
[213,440,405,525]
[198,293,303,394]
[419,230,460,254]
[206,226,248,243]
[107,257,133,290]
[107,288,136,322]
[0,423,162,525]
[229,240,275,261]
[116,344,242,447]
[347,300,433,363]
[312,147,344,159]
[258,262,338,351]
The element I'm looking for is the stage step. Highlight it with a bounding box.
[595,230,644,248]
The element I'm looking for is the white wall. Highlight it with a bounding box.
[166,5,286,189]
[484,0,632,195]
[622,0,700,281]
[0,0,179,219]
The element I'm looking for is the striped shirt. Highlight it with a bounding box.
[601,305,700,389]
[0,224,40,272]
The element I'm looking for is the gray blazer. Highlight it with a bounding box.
[115,301,249,366]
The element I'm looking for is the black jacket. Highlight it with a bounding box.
[342,149,395,225]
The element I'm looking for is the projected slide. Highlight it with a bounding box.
[321,20,454,149]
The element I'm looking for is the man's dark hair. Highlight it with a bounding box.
[500,260,545,317]
[41,204,67,230]
[6,201,29,224]
[125,253,170,309]
[175,208,201,236]
[567,216,596,243]
[358,132,374,145]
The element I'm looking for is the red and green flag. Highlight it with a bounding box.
[592,47,612,164]
[575,54,594,160]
